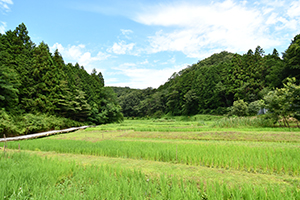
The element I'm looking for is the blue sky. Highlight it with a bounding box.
[1,0,300,89]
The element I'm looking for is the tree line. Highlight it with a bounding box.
[0,23,123,136]
[111,34,300,124]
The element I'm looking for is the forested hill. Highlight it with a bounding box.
[111,34,300,118]
[0,23,123,137]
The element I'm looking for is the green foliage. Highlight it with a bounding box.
[0,109,18,137]
[15,113,84,135]
[264,77,300,126]
[283,34,300,80]
[0,31,21,111]
[0,23,123,136]
[153,110,164,118]
[0,111,84,136]
[113,42,297,117]
[2,23,300,129]
[228,100,248,116]
[0,65,20,110]
[248,100,265,116]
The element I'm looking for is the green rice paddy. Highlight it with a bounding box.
[1,116,300,199]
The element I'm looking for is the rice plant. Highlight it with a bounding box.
[2,117,300,199]
[1,152,299,200]
[7,138,300,175]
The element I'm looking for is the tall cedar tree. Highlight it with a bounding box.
[0,23,123,124]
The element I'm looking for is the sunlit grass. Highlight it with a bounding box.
[1,151,299,199]
[8,138,300,176]
[87,118,300,133]
[2,115,300,199]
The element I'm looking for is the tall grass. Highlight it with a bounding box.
[8,139,300,175]
[1,152,299,199]
[211,116,274,128]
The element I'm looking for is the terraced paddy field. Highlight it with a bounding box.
[1,116,300,199]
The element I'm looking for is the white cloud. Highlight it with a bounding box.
[266,13,278,25]
[0,21,6,34]
[107,40,135,55]
[121,29,133,35]
[0,0,13,12]
[132,0,298,58]
[162,56,176,65]
[108,63,187,89]
[287,1,300,17]
[139,59,149,65]
[259,0,286,7]
[50,43,110,73]
[120,29,133,39]
[1,0,13,3]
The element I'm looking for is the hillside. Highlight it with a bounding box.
[114,36,300,117]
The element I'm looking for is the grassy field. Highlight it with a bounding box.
[1,115,300,199]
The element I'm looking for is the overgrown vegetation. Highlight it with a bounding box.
[0,109,84,137]
[0,23,123,136]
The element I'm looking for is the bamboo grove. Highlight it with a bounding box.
[0,23,123,136]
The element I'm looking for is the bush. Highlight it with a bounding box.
[214,107,228,115]
[0,113,85,137]
[0,109,18,137]
[152,110,164,119]
[228,100,248,116]
[248,100,265,116]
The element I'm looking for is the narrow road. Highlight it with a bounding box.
[0,126,89,142]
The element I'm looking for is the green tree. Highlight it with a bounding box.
[0,33,20,111]
[3,23,34,113]
[22,42,60,114]
[166,88,181,115]
[283,34,300,70]
[0,64,20,110]
[265,49,285,88]
[282,78,300,122]
[282,34,300,84]
[182,89,198,115]
[264,78,300,127]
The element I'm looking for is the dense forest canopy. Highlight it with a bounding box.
[111,34,300,119]
[0,23,123,136]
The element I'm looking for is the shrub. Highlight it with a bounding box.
[152,110,164,119]
[228,100,248,116]
[248,100,265,116]
[0,113,85,137]
[0,109,18,137]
